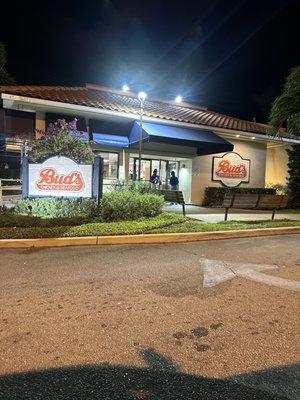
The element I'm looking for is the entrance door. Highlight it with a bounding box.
[132,158,178,186]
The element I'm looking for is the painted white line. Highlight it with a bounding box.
[200,258,300,291]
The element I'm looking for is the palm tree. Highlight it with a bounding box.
[268,67,300,137]
[268,67,300,207]
[0,41,15,85]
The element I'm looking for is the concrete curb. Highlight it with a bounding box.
[0,226,299,249]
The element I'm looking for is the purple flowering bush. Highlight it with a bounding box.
[28,119,94,163]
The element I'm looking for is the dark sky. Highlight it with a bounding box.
[0,0,299,122]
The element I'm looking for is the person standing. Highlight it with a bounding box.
[169,171,179,190]
[150,168,160,189]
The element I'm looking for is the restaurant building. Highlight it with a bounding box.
[0,84,299,204]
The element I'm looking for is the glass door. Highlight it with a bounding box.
[160,160,167,188]
[134,159,151,181]
[166,161,179,187]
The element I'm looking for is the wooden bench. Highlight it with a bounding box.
[157,189,186,216]
[0,179,22,206]
[222,193,288,221]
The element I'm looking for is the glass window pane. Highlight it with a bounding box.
[129,157,135,180]
[135,159,151,181]
[97,152,119,179]
[160,161,167,186]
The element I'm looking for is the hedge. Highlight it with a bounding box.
[0,212,92,228]
[100,190,164,222]
[13,198,98,218]
[203,187,276,207]
[110,180,153,194]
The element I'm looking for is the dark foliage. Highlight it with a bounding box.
[286,144,300,207]
[203,187,276,207]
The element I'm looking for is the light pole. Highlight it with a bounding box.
[137,91,147,181]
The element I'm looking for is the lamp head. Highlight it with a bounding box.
[138,91,147,102]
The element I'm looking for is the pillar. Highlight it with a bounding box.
[35,111,46,138]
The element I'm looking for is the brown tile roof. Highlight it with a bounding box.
[0,84,271,135]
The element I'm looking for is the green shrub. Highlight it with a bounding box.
[13,198,98,218]
[203,187,276,207]
[0,205,8,213]
[111,180,153,194]
[265,183,288,195]
[100,190,164,222]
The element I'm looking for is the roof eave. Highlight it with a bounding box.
[2,93,299,145]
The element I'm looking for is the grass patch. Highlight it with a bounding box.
[0,214,299,240]
[148,219,300,233]
[0,213,185,239]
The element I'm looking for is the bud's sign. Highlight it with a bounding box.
[212,152,250,187]
[28,156,92,197]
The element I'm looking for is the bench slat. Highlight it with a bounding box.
[222,194,234,207]
[0,186,22,191]
[232,194,259,209]
[158,190,185,205]
[257,195,288,209]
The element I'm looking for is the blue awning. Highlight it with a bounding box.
[129,122,233,156]
[93,133,129,148]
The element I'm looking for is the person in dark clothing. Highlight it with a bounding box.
[150,168,160,188]
[169,171,179,190]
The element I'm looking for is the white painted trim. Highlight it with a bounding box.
[2,93,299,145]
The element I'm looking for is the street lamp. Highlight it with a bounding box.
[137,91,147,181]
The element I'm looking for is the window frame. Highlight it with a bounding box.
[95,150,120,180]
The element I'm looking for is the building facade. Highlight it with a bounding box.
[0,84,298,204]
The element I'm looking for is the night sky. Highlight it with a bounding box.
[1,0,299,122]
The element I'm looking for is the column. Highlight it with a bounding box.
[35,111,46,138]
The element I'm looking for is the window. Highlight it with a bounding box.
[97,152,119,180]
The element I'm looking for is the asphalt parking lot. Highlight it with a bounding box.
[0,234,299,399]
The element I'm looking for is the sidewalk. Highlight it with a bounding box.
[163,204,300,223]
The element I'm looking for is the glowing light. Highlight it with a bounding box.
[236,134,240,138]
[138,91,147,102]
[251,136,255,140]
[122,84,129,92]
[175,95,182,103]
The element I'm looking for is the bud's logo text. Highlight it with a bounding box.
[216,160,247,179]
[36,168,85,192]
[212,152,250,187]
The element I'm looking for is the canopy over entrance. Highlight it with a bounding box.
[129,121,233,156]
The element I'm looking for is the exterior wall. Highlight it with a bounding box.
[265,144,290,187]
[191,139,267,205]
[35,111,46,138]
[0,108,35,140]
[178,160,192,203]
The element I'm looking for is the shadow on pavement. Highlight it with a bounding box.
[1,348,298,399]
